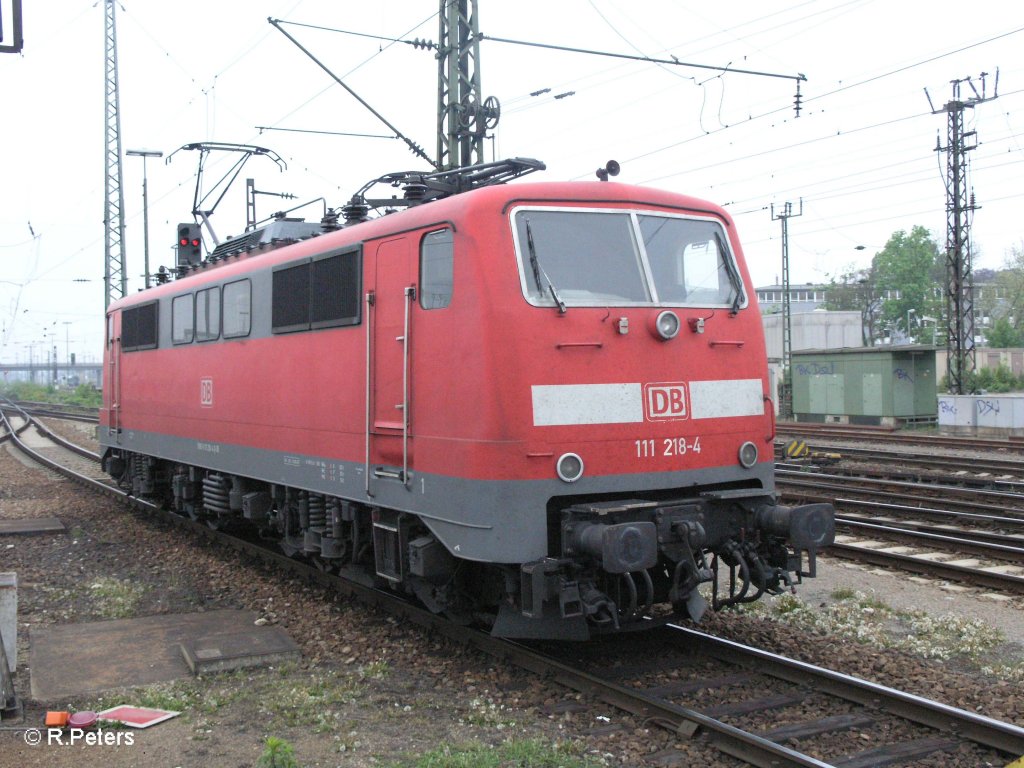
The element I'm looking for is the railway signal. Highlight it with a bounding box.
[176,223,202,267]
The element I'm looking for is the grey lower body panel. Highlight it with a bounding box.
[100,427,773,564]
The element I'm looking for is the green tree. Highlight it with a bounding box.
[824,264,881,345]
[872,226,944,341]
[991,243,1024,334]
[984,316,1024,347]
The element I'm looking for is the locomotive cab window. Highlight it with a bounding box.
[420,229,454,310]
[172,293,194,345]
[639,215,741,308]
[511,207,746,310]
[121,301,158,352]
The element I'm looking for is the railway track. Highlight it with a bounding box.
[777,421,1024,454]
[5,405,1024,766]
[777,442,1024,485]
[11,400,99,424]
[778,468,1024,593]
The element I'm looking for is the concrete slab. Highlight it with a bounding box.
[0,518,65,536]
[980,564,1024,575]
[0,573,15,673]
[30,610,299,700]
[179,628,299,675]
[909,552,953,562]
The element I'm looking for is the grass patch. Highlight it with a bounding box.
[829,587,858,601]
[88,576,148,619]
[87,671,249,717]
[359,660,390,679]
[459,697,519,729]
[391,738,605,768]
[259,669,364,733]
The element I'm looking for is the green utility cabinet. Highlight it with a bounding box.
[790,346,937,425]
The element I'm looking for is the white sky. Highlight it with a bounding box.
[1,0,1022,365]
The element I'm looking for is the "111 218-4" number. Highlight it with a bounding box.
[635,437,701,458]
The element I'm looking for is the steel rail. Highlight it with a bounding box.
[9,410,1024,764]
[839,512,1024,546]
[828,497,1024,531]
[672,625,1024,757]
[836,516,1024,562]
[12,400,100,424]
[826,540,1024,594]
[778,473,1024,517]
[777,467,1024,504]
[776,423,1022,453]
[779,442,1024,476]
[1,409,832,767]
[777,460,1024,494]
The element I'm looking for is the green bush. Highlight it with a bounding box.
[940,364,1024,394]
[0,380,101,408]
[256,736,299,768]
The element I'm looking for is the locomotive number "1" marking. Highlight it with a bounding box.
[635,437,702,458]
[200,377,214,407]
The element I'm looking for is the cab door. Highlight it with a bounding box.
[367,237,415,491]
[105,312,122,443]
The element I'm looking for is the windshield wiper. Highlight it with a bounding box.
[524,217,567,314]
[716,232,745,315]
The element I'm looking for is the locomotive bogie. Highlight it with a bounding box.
[99,180,834,639]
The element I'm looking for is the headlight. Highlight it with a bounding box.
[652,310,680,340]
[738,441,759,468]
[556,453,584,483]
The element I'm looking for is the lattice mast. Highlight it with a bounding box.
[771,200,802,420]
[930,72,998,394]
[436,0,499,171]
[103,0,127,309]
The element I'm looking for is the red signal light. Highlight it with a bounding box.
[180,238,189,246]
[191,238,201,247]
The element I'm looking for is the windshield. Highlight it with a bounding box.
[512,207,745,309]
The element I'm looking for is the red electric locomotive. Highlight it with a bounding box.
[100,161,834,639]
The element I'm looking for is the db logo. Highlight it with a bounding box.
[644,382,688,421]
[200,377,214,407]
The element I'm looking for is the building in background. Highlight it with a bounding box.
[791,346,938,426]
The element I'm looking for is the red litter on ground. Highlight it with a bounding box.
[68,711,98,729]
[96,705,180,729]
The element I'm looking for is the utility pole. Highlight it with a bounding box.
[927,71,998,394]
[436,0,500,170]
[0,0,24,54]
[103,0,127,309]
[126,149,163,289]
[771,200,803,419]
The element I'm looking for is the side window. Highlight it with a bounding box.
[172,294,194,345]
[273,246,362,334]
[420,229,454,310]
[107,314,114,348]
[196,286,221,342]
[121,302,158,352]
[223,279,251,339]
